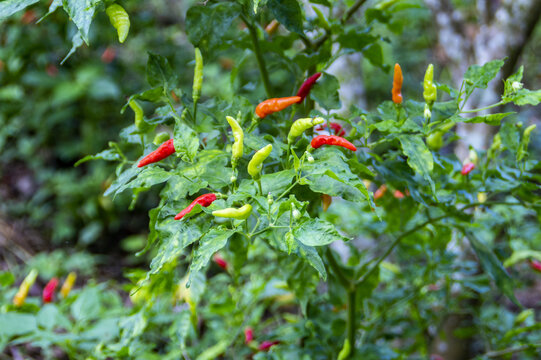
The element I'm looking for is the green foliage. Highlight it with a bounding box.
[1,0,541,359]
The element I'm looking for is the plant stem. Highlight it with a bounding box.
[346,289,357,358]
[461,101,504,114]
[275,180,299,202]
[475,343,541,359]
[243,15,272,98]
[257,179,263,196]
[193,101,198,124]
[325,248,350,288]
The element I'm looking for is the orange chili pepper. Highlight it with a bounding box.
[374,184,387,200]
[392,63,403,104]
[265,19,280,35]
[255,96,301,119]
[321,194,332,211]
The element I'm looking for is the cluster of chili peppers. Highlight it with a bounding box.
[12,271,77,307]
[244,327,280,352]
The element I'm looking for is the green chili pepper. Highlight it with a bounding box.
[129,99,145,130]
[212,204,252,220]
[248,144,272,180]
[517,124,536,161]
[193,48,203,103]
[423,64,437,106]
[153,132,170,145]
[287,117,324,143]
[312,6,330,30]
[226,115,244,168]
[106,4,130,43]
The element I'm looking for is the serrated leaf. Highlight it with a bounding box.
[147,52,175,89]
[268,0,304,34]
[174,121,199,162]
[150,221,203,275]
[463,112,514,126]
[185,3,240,48]
[188,229,236,285]
[294,218,348,246]
[504,88,541,106]
[464,59,504,94]
[310,73,341,110]
[398,135,435,196]
[0,0,39,21]
[64,0,97,44]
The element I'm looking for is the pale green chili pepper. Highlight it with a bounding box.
[106,4,130,43]
[226,115,244,168]
[129,99,145,130]
[247,144,272,180]
[423,64,437,106]
[153,132,170,146]
[212,204,252,220]
[193,48,203,103]
[287,117,324,143]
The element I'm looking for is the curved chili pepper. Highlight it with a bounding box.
[392,63,403,104]
[255,96,301,119]
[259,340,280,351]
[374,184,387,200]
[244,327,254,344]
[129,99,146,131]
[138,139,175,167]
[296,72,322,101]
[60,272,77,298]
[248,144,273,179]
[212,204,252,220]
[42,277,59,303]
[310,135,356,151]
[288,117,324,143]
[213,253,228,270]
[315,122,346,136]
[175,193,217,220]
[13,269,38,307]
[106,4,130,43]
[461,162,475,176]
[226,116,244,168]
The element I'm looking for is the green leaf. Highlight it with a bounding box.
[63,0,97,44]
[293,218,348,246]
[71,286,101,322]
[464,59,505,94]
[504,88,541,106]
[147,53,175,89]
[0,313,36,337]
[61,32,84,65]
[310,73,342,110]
[463,112,514,126]
[115,167,173,195]
[185,3,240,48]
[37,0,62,23]
[196,339,230,360]
[466,232,520,307]
[0,271,15,286]
[499,121,520,152]
[150,221,203,275]
[267,0,304,35]
[104,166,142,197]
[173,121,199,162]
[261,169,295,195]
[75,147,123,166]
[297,242,327,279]
[188,228,236,286]
[398,135,435,195]
[0,0,39,21]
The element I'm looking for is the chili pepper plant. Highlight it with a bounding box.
[2,0,541,358]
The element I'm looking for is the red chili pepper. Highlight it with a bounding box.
[461,162,475,175]
[255,96,301,118]
[244,327,254,344]
[101,46,116,64]
[138,139,175,167]
[258,340,280,351]
[392,63,403,104]
[315,122,346,136]
[296,72,322,101]
[530,260,541,272]
[393,190,405,199]
[42,277,59,303]
[213,253,228,270]
[374,184,387,200]
[311,135,356,151]
[174,193,217,220]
